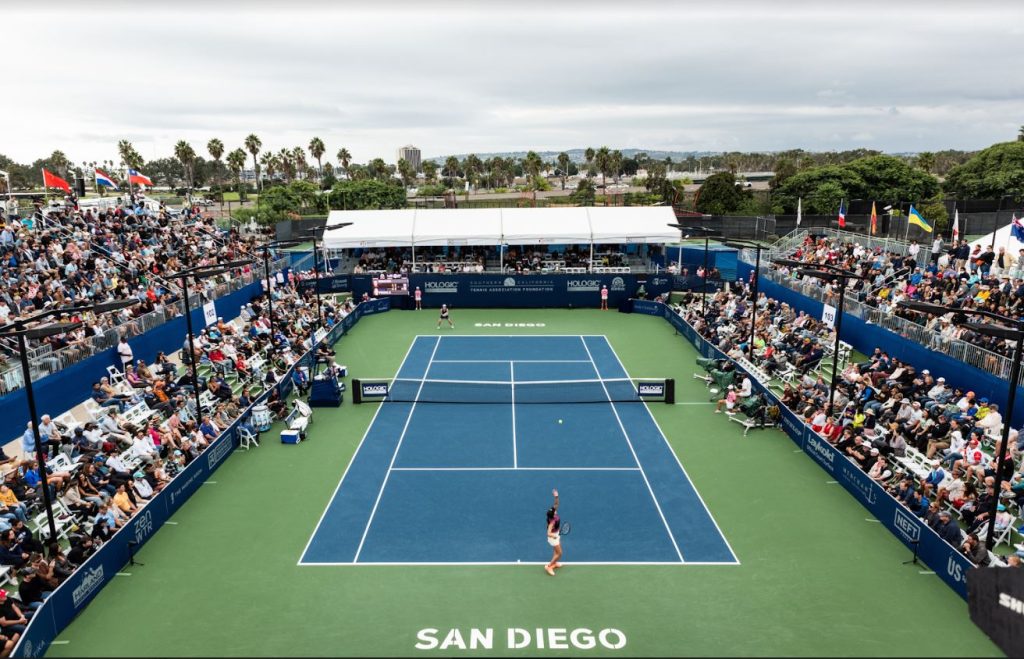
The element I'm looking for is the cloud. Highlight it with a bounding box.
[4,1,1023,163]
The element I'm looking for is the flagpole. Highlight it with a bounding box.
[125,164,134,204]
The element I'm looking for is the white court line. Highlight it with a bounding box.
[510,361,518,469]
[580,336,685,564]
[303,560,742,567]
[432,359,592,363]
[297,336,421,565]
[352,336,443,563]
[603,337,741,565]
[391,467,641,472]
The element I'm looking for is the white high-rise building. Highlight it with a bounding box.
[396,145,421,172]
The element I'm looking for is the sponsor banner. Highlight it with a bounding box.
[968,565,1024,655]
[298,274,351,293]
[351,274,638,308]
[637,382,664,397]
[644,300,973,602]
[631,300,662,316]
[360,382,390,399]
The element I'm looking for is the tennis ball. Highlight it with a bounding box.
[558,419,563,424]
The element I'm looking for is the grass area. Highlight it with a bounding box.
[47,309,999,657]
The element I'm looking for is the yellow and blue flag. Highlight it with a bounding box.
[907,205,932,233]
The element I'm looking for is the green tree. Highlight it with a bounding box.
[244,134,262,190]
[1019,126,1024,142]
[259,152,277,185]
[277,148,294,183]
[610,149,623,183]
[336,148,352,177]
[584,147,595,176]
[556,152,570,190]
[292,147,308,181]
[462,154,483,190]
[174,140,197,192]
[207,138,224,189]
[695,172,751,215]
[915,151,936,174]
[226,149,247,192]
[422,160,438,183]
[397,158,416,187]
[594,146,611,190]
[943,141,1024,202]
[523,151,543,182]
[571,178,596,206]
[308,137,325,180]
[366,158,393,182]
[329,179,406,210]
[769,158,797,190]
[117,140,144,170]
[443,156,460,184]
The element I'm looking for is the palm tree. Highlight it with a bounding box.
[336,148,352,178]
[308,137,325,181]
[584,147,595,176]
[278,148,294,183]
[422,160,438,183]
[292,147,308,181]
[610,150,623,183]
[226,149,247,191]
[556,152,570,190]
[397,158,415,187]
[259,152,276,185]
[244,134,262,190]
[174,140,197,192]
[594,146,611,191]
[117,140,143,171]
[207,138,224,188]
[1018,125,1024,142]
[916,151,936,174]
[49,151,69,178]
[444,156,460,183]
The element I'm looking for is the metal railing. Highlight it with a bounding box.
[748,261,1018,384]
[0,255,289,396]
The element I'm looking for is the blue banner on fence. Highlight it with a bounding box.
[11,298,393,658]
[298,274,351,293]
[646,300,974,601]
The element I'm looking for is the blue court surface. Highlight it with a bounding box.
[299,335,737,565]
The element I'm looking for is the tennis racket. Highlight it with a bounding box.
[559,521,572,536]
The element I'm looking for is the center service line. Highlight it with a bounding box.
[511,360,518,469]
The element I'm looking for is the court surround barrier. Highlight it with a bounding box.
[10,296,393,658]
[627,298,976,601]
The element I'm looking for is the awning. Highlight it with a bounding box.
[321,206,680,249]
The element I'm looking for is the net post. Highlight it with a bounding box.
[665,378,675,404]
[353,378,362,404]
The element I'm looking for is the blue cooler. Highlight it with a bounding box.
[281,429,302,444]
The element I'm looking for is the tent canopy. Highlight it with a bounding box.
[321,206,680,249]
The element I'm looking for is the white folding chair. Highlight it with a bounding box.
[238,426,259,451]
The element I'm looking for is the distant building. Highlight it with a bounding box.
[396,145,421,172]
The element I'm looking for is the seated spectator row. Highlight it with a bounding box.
[672,282,1024,568]
[0,197,280,393]
[0,279,349,632]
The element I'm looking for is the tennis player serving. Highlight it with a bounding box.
[437,303,454,329]
[545,488,562,576]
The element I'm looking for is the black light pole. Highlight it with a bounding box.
[300,222,353,332]
[898,300,1022,551]
[724,240,766,359]
[0,298,139,541]
[168,260,253,419]
[254,241,301,356]
[670,224,720,317]
[777,258,863,416]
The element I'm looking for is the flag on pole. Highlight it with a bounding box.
[94,168,119,189]
[1011,214,1024,243]
[128,169,153,186]
[796,197,802,227]
[41,168,71,193]
[837,199,846,228]
[951,208,960,243]
[870,201,877,235]
[907,205,933,233]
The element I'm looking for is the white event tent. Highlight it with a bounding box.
[321,206,680,268]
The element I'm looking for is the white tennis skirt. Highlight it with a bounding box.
[547,536,561,547]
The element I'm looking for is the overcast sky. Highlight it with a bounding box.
[6,0,1023,166]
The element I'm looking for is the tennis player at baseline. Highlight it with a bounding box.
[545,489,563,576]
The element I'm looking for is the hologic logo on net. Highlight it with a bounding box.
[567,279,602,292]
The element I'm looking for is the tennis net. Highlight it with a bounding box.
[352,377,674,404]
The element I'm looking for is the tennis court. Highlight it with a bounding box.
[300,335,737,565]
